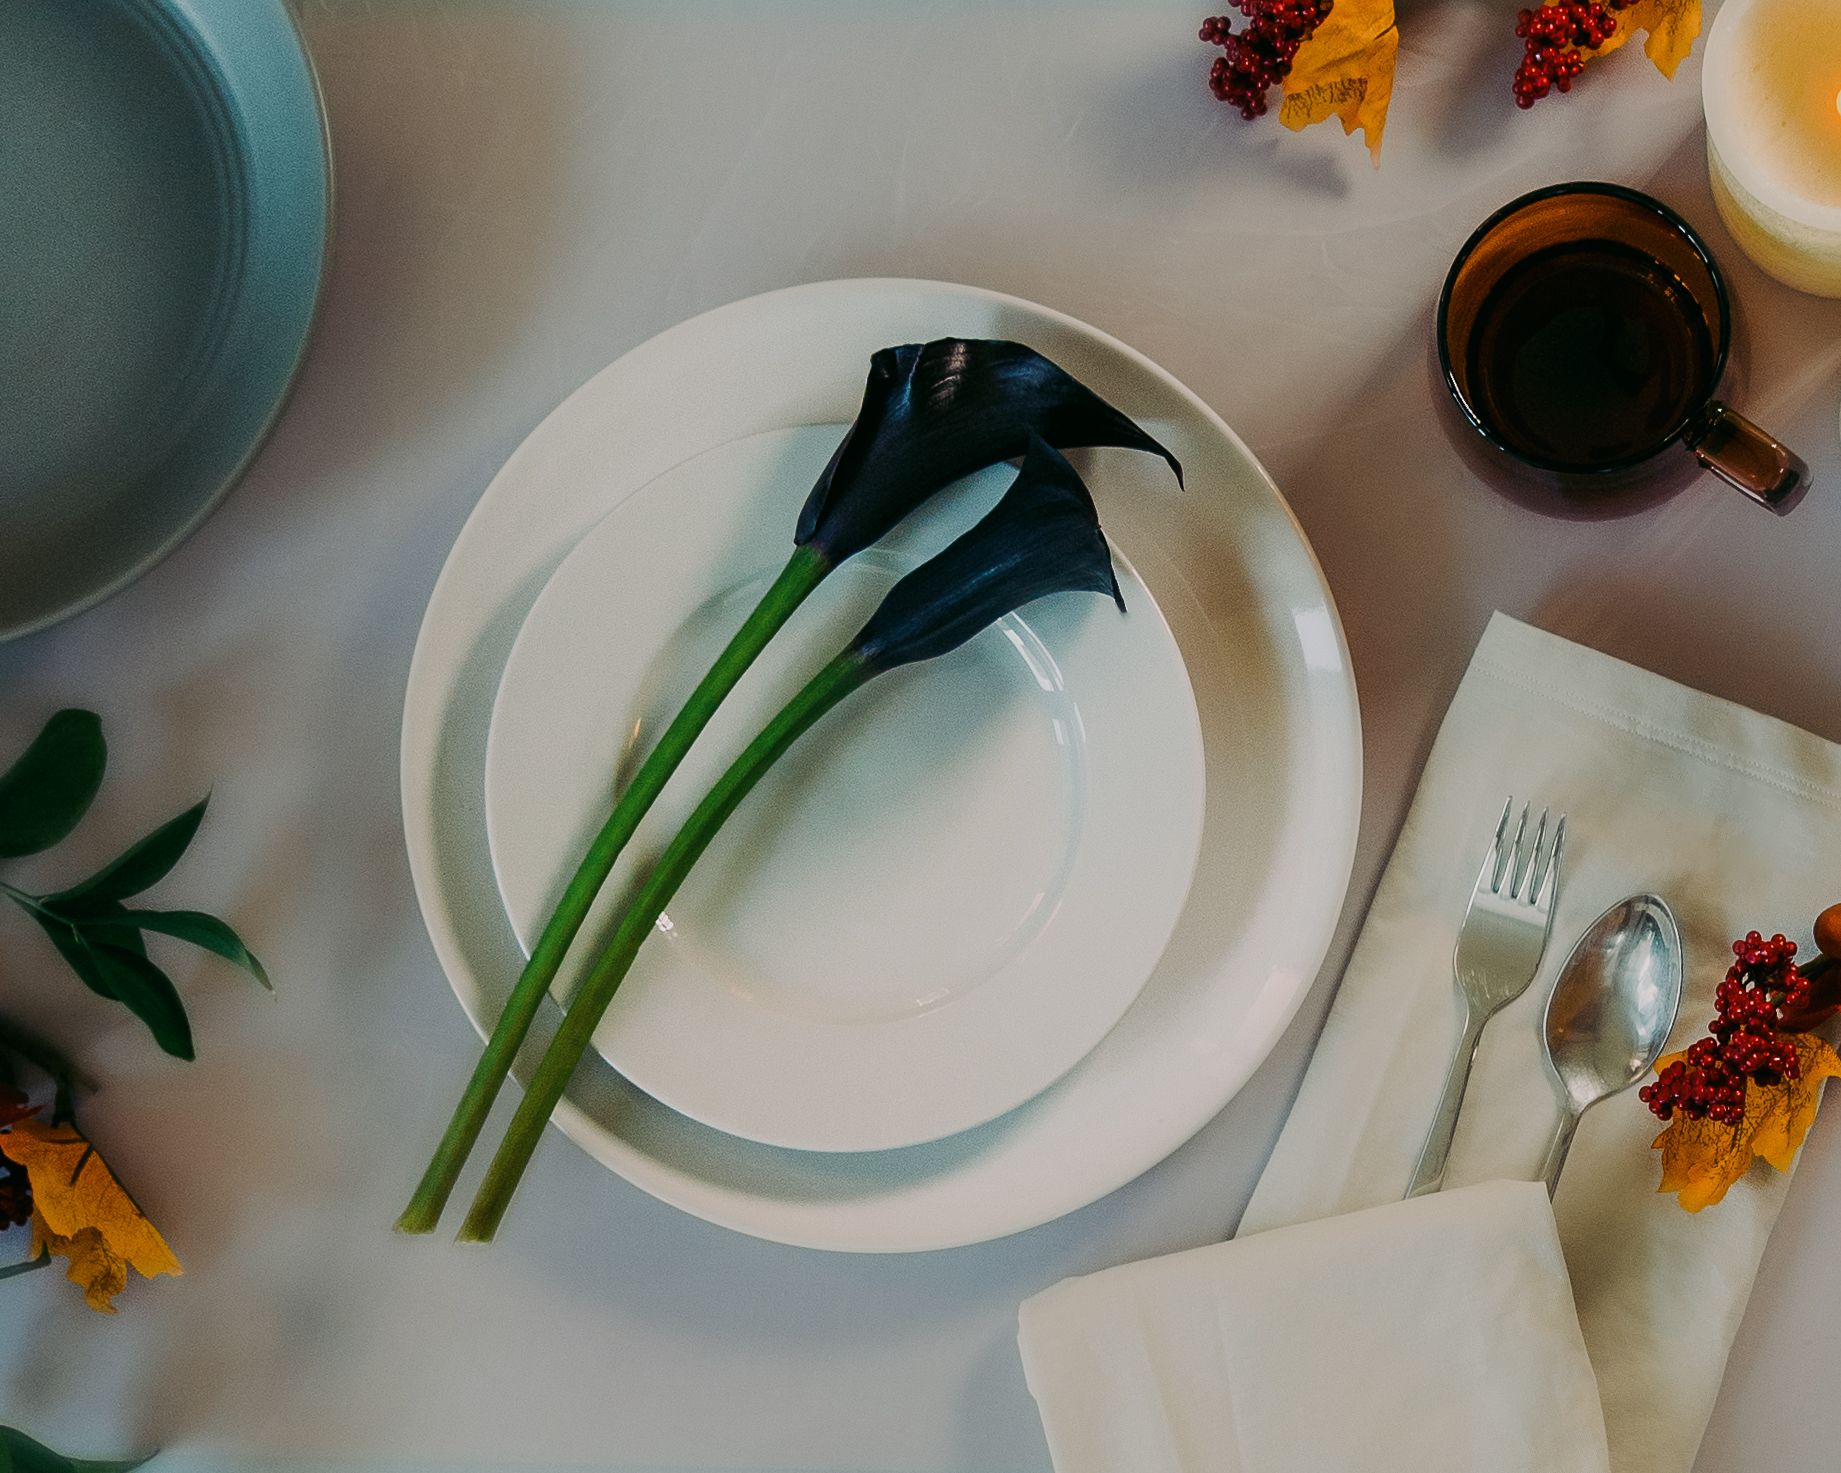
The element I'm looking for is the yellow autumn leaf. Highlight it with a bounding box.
[0,1117,181,1313]
[1653,1110,1752,1211]
[1751,1033,1841,1171]
[1594,0,1702,78]
[1280,0,1399,163]
[29,1222,129,1313]
[1652,1034,1841,1211]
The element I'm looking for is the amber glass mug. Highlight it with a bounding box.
[1438,183,1809,514]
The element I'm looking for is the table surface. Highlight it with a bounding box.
[4,2,1840,1468]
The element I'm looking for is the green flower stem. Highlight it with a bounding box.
[458,649,875,1243]
[396,544,830,1234]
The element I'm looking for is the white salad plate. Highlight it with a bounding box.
[401,278,1362,1253]
[483,426,1206,1153]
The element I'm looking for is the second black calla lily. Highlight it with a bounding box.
[853,435,1123,671]
[459,437,1131,1240]
[797,338,1180,565]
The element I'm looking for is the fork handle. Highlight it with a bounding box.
[1404,1005,1487,1199]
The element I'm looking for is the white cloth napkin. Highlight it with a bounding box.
[1243,612,1841,1473]
[1019,1180,1611,1473]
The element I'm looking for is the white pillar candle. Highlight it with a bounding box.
[1703,0,1841,297]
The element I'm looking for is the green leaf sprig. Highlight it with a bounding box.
[0,711,267,1061]
[0,1423,150,1472]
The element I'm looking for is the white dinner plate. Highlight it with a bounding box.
[401,278,1361,1252]
[484,426,1205,1152]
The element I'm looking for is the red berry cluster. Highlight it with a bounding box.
[1512,0,1629,108]
[1200,1,1334,120]
[0,1156,29,1230]
[1641,933,1811,1124]
[0,1085,30,1228]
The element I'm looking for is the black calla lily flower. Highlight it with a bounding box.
[852,434,1122,672]
[416,338,1174,1238]
[459,432,1138,1240]
[797,339,1180,565]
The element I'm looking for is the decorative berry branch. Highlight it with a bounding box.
[1645,907,1841,1212]
[1513,0,1632,108]
[0,1087,32,1233]
[1200,1,1335,120]
[1194,0,1699,156]
[1640,932,1829,1122]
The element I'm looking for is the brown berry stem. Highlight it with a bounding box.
[1780,954,1841,1033]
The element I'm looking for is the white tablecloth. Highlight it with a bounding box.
[1,2,1838,1469]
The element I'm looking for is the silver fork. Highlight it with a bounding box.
[1404,799,1564,1199]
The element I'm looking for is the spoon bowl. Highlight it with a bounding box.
[1538,893,1683,1195]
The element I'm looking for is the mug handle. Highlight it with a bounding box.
[1684,402,1811,514]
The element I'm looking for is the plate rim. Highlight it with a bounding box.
[401,276,1362,1252]
[480,424,1208,1153]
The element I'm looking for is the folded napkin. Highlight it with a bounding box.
[1243,612,1841,1473]
[1019,1180,1611,1473]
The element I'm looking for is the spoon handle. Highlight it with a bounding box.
[1405,1005,1488,1198]
[1538,1108,1582,1198]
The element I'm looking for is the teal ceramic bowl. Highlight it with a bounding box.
[0,0,330,640]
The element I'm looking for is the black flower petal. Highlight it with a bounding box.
[851,435,1123,672]
[796,339,1180,564]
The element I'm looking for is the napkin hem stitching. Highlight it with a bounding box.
[1475,659,1841,808]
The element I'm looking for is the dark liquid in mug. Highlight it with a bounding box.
[1465,240,1715,472]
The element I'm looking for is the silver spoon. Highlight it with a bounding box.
[1538,894,1683,1197]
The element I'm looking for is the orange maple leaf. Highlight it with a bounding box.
[1593,0,1703,78]
[1280,0,1398,162]
[0,1117,181,1312]
[1652,1033,1841,1212]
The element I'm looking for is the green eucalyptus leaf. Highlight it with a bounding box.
[84,943,194,1061]
[0,711,105,859]
[29,914,192,1059]
[30,911,118,1001]
[88,909,270,990]
[51,798,207,906]
[0,1425,153,1473]
[31,902,148,986]
[83,903,147,959]
[35,899,150,959]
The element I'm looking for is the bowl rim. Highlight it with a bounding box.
[0,0,333,643]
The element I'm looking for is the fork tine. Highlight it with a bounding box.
[1530,815,1565,906]
[1473,798,1512,895]
[1493,803,1528,893]
[1509,809,1547,899]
